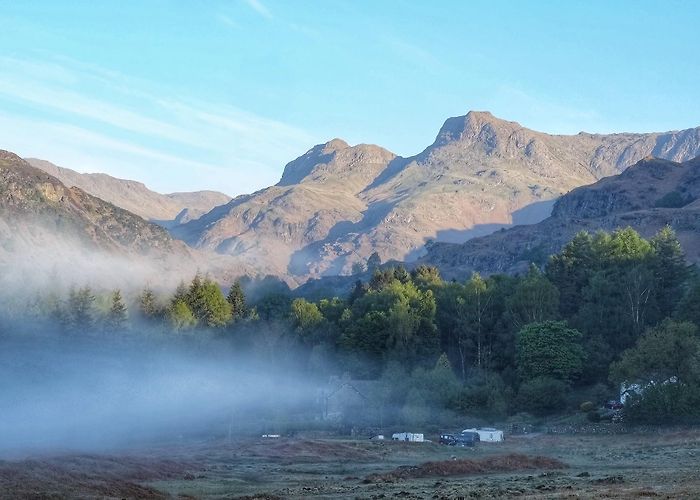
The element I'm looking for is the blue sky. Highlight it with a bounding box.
[0,0,698,196]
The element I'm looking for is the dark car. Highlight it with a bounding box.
[439,431,479,447]
[605,400,624,410]
[439,433,457,445]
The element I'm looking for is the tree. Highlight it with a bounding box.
[290,298,323,337]
[186,275,232,328]
[340,280,438,377]
[351,261,366,275]
[139,286,159,320]
[435,283,469,381]
[452,372,510,419]
[461,273,494,369]
[349,279,368,304]
[650,226,688,319]
[173,280,188,303]
[393,266,411,284]
[411,265,443,290]
[620,264,655,339]
[168,299,197,331]
[255,292,292,322]
[610,320,700,386]
[516,321,584,383]
[675,276,700,326]
[605,227,652,262]
[67,286,95,333]
[507,265,559,329]
[547,231,597,317]
[105,289,127,332]
[516,376,568,416]
[369,268,396,291]
[367,251,381,272]
[227,280,247,320]
[610,320,700,423]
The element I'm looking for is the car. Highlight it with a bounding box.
[605,400,624,410]
[439,431,479,447]
[439,433,457,445]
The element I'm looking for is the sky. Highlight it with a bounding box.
[0,0,698,196]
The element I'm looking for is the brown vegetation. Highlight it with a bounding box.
[364,453,567,483]
[0,454,200,499]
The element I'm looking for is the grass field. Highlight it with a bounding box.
[2,429,699,499]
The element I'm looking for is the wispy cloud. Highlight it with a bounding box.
[242,0,272,20]
[217,13,240,29]
[0,56,313,196]
[383,36,444,73]
[490,84,603,134]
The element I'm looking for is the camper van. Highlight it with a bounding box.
[462,427,504,442]
[391,432,424,442]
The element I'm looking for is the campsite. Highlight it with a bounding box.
[2,427,700,498]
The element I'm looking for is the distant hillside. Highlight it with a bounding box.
[26,158,231,223]
[173,111,700,280]
[423,156,700,279]
[0,151,206,291]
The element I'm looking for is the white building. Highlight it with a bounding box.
[462,427,504,442]
[391,432,424,442]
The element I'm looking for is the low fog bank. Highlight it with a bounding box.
[0,330,319,458]
[0,230,200,298]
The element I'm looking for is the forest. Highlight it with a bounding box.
[8,226,700,427]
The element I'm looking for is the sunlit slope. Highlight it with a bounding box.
[424,156,700,279]
[175,111,700,280]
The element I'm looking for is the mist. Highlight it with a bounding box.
[0,329,319,458]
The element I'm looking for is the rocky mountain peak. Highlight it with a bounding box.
[323,138,350,152]
[278,139,394,188]
[432,111,522,150]
[0,150,24,163]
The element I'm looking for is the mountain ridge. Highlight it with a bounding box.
[25,158,231,223]
[173,111,700,280]
[422,155,700,279]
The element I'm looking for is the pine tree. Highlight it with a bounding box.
[172,280,188,304]
[168,299,197,331]
[67,286,95,333]
[139,286,159,319]
[186,273,206,318]
[186,275,232,328]
[650,226,688,319]
[367,251,381,272]
[227,280,246,320]
[105,289,128,332]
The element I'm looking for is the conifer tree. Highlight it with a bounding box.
[105,289,128,332]
[139,286,159,319]
[67,286,95,333]
[227,280,246,320]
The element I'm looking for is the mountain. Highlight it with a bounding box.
[25,158,231,223]
[172,111,700,280]
[423,155,700,279]
[0,150,204,291]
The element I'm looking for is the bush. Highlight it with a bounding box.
[516,377,567,416]
[451,374,510,419]
[624,383,700,424]
[586,410,601,422]
[580,401,595,412]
